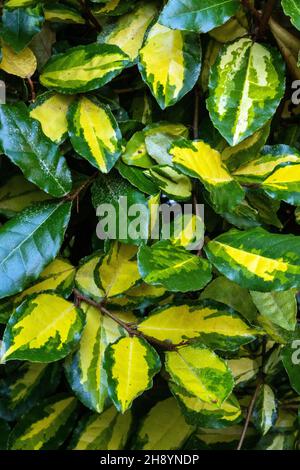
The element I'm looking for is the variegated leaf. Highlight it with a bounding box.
[144,165,192,201]
[0,43,36,78]
[250,290,297,332]
[165,344,234,406]
[1,293,85,363]
[68,96,122,173]
[92,0,135,16]
[138,301,258,351]
[70,407,132,450]
[30,92,74,144]
[138,240,212,292]
[75,252,104,302]
[138,22,201,109]
[7,395,78,450]
[207,38,285,145]
[44,4,85,24]
[104,336,161,413]
[252,384,278,435]
[40,43,130,93]
[205,227,300,292]
[170,139,245,213]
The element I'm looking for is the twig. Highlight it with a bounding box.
[27,77,36,102]
[65,171,98,203]
[237,378,263,450]
[79,0,101,32]
[73,289,181,351]
[241,0,262,20]
[258,0,277,38]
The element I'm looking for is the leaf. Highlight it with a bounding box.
[0,43,36,78]
[138,22,201,109]
[1,293,85,363]
[281,326,300,394]
[40,43,130,94]
[75,252,104,302]
[144,165,192,201]
[116,160,159,195]
[70,407,132,450]
[200,276,258,323]
[0,362,60,421]
[170,139,245,213]
[68,96,122,173]
[7,395,78,450]
[1,5,45,53]
[138,240,212,292]
[132,397,194,450]
[171,384,241,428]
[95,242,141,298]
[228,357,260,386]
[205,227,300,292]
[0,103,72,197]
[92,0,136,16]
[0,174,50,217]
[29,24,56,71]
[138,300,258,351]
[207,38,285,145]
[252,384,278,435]
[282,0,300,31]
[0,258,76,323]
[44,4,85,24]
[250,290,297,332]
[0,201,71,299]
[165,344,234,406]
[30,92,74,144]
[65,303,135,413]
[159,0,240,33]
[104,336,161,412]
[233,145,300,184]
[98,1,158,62]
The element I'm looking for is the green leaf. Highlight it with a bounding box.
[104,336,161,413]
[1,293,85,363]
[132,397,194,450]
[7,395,78,450]
[65,303,135,413]
[138,300,258,351]
[40,43,130,94]
[70,407,132,450]
[0,362,60,421]
[98,1,158,62]
[138,22,201,109]
[1,5,45,53]
[252,384,278,435]
[159,0,240,33]
[170,139,245,213]
[207,38,285,145]
[144,165,192,201]
[68,96,122,173]
[30,92,74,144]
[282,0,300,31]
[0,103,72,197]
[0,174,50,218]
[281,325,300,394]
[205,227,300,292]
[250,290,297,332]
[171,384,241,428]
[165,344,234,406]
[0,201,71,299]
[200,276,258,323]
[138,240,212,292]
[116,160,159,195]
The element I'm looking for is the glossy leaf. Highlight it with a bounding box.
[0,43,37,78]
[1,5,44,52]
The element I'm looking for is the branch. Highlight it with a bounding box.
[73,289,180,351]
[241,0,262,20]
[79,0,101,32]
[27,77,36,102]
[65,171,98,204]
[258,0,277,38]
[237,378,262,450]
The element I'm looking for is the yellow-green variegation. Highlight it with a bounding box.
[205,227,300,292]
[104,336,161,413]
[138,22,201,109]
[40,43,130,93]
[67,96,122,173]
[207,38,285,145]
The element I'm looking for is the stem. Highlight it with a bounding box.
[237,378,263,450]
[241,0,262,20]
[73,289,179,351]
[79,0,101,32]
[258,0,277,38]
[65,171,98,203]
[27,77,36,102]
[193,86,200,140]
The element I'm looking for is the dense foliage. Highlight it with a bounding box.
[0,0,300,451]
